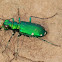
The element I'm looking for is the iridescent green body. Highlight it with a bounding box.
[3,18,47,37]
[19,21,47,37]
[0,10,60,58]
[1,16,59,47]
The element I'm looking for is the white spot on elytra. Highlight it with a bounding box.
[44,32,46,35]
[31,33,34,35]
[40,34,42,36]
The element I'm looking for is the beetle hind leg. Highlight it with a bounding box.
[39,38,61,47]
[30,13,58,20]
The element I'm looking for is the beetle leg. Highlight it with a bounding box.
[12,33,21,60]
[12,18,14,22]
[2,31,15,53]
[30,13,57,20]
[39,38,61,47]
[29,17,31,23]
[13,35,19,60]
[17,8,21,23]
[18,8,19,16]
[19,17,21,23]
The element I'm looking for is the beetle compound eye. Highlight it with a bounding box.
[5,25,9,28]
[4,25,9,29]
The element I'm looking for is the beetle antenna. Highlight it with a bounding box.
[30,13,58,20]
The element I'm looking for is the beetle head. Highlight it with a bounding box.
[3,20,10,30]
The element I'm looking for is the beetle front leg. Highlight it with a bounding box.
[2,31,15,53]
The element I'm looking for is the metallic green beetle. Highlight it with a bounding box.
[3,17,47,37]
[0,9,60,47]
[0,9,60,62]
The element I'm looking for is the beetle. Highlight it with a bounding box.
[0,8,60,54]
[3,17,47,37]
[0,9,60,62]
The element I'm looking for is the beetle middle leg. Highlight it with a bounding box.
[9,33,22,62]
[13,34,21,60]
[10,35,43,62]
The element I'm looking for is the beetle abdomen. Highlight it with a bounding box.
[19,21,47,37]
